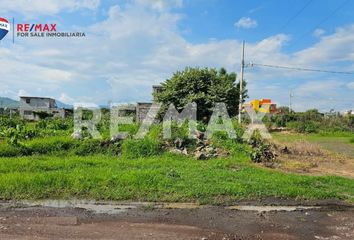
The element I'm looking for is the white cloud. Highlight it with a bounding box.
[18,89,29,97]
[313,28,325,37]
[135,0,183,11]
[347,82,354,89]
[292,25,354,69]
[59,93,74,104]
[0,0,100,16]
[234,17,258,29]
[295,80,342,97]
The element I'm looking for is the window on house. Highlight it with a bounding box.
[26,99,30,104]
[24,111,32,115]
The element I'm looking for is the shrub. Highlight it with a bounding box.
[0,116,25,129]
[72,139,105,156]
[0,143,24,157]
[122,138,161,159]
[350,137,354,143]
[144,124,162,142]
[286,121,320,134]
[165,121,196,149]
[25,137,75,155]
[36,118,73,133]
[1,127,21,145]
[33,111,53,119]
[232,119,245,142]
[248,130,276,166]
[116,123,139,136]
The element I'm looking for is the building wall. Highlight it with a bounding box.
[136,103,153,123]
[19,97,64,120]
[20,97,55,108]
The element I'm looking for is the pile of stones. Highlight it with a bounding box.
[167,131,229,160]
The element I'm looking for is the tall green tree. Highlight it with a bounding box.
[154,67,248,121]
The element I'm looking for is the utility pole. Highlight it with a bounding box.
[288,90,293,113]
[238,40,245,124]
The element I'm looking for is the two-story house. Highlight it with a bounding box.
[19,96,66,120]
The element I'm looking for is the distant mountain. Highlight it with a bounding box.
[0,97,73,109]
[0,97,19,108]
[55,100,73,109]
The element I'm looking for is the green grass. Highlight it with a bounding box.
[0,136,122,157]
[0,153,353,203]
[272,132,354,143]
[272,132,354,157]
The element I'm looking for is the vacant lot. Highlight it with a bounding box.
[272,132,354,157]
[1,116,353,204]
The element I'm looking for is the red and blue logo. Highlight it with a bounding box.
[0,18,10,40]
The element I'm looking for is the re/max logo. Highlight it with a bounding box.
[17,24,57,32]
[0,23,8,28]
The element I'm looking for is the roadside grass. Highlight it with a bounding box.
[0,153,353,204]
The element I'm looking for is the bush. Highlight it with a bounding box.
[232,119,245,142]
[116,123,139,136]
[249,130,276,166]
[166,121,196,150]
[350,137,354,143]
[286,121,320,134]
[0,143,24,157]
[25,137,75,155]
[0,116,25,129]
[0,136,122,157]
[211,131,235,152]
[72,139,105,156]
[122,138,161,159]
[146,124,162,142]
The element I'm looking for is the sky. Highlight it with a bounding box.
[0,0,353,112]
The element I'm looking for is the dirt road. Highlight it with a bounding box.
[0,199,353,240]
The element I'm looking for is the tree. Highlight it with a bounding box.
[154,67,248,121]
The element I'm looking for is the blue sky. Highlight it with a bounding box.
[0,0,353,112]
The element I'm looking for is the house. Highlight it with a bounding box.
[136,85,163,122]
[114,85,163,123]
[242,99,277,114]
[19,96,66,120]
[152,85,163,97]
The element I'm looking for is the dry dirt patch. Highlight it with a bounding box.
[273,140,354,178]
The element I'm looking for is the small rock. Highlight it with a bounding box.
[195,151,206,160]
[280,146,290,154]
[196,145,205,151]
[205,146,215,154]
[170,149,183,155]
[194,130,204,140]
[174,138,184,149]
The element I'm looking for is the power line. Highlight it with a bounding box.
[249,63,354,75]
[293,0,350,45]
[279,0,314,31]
